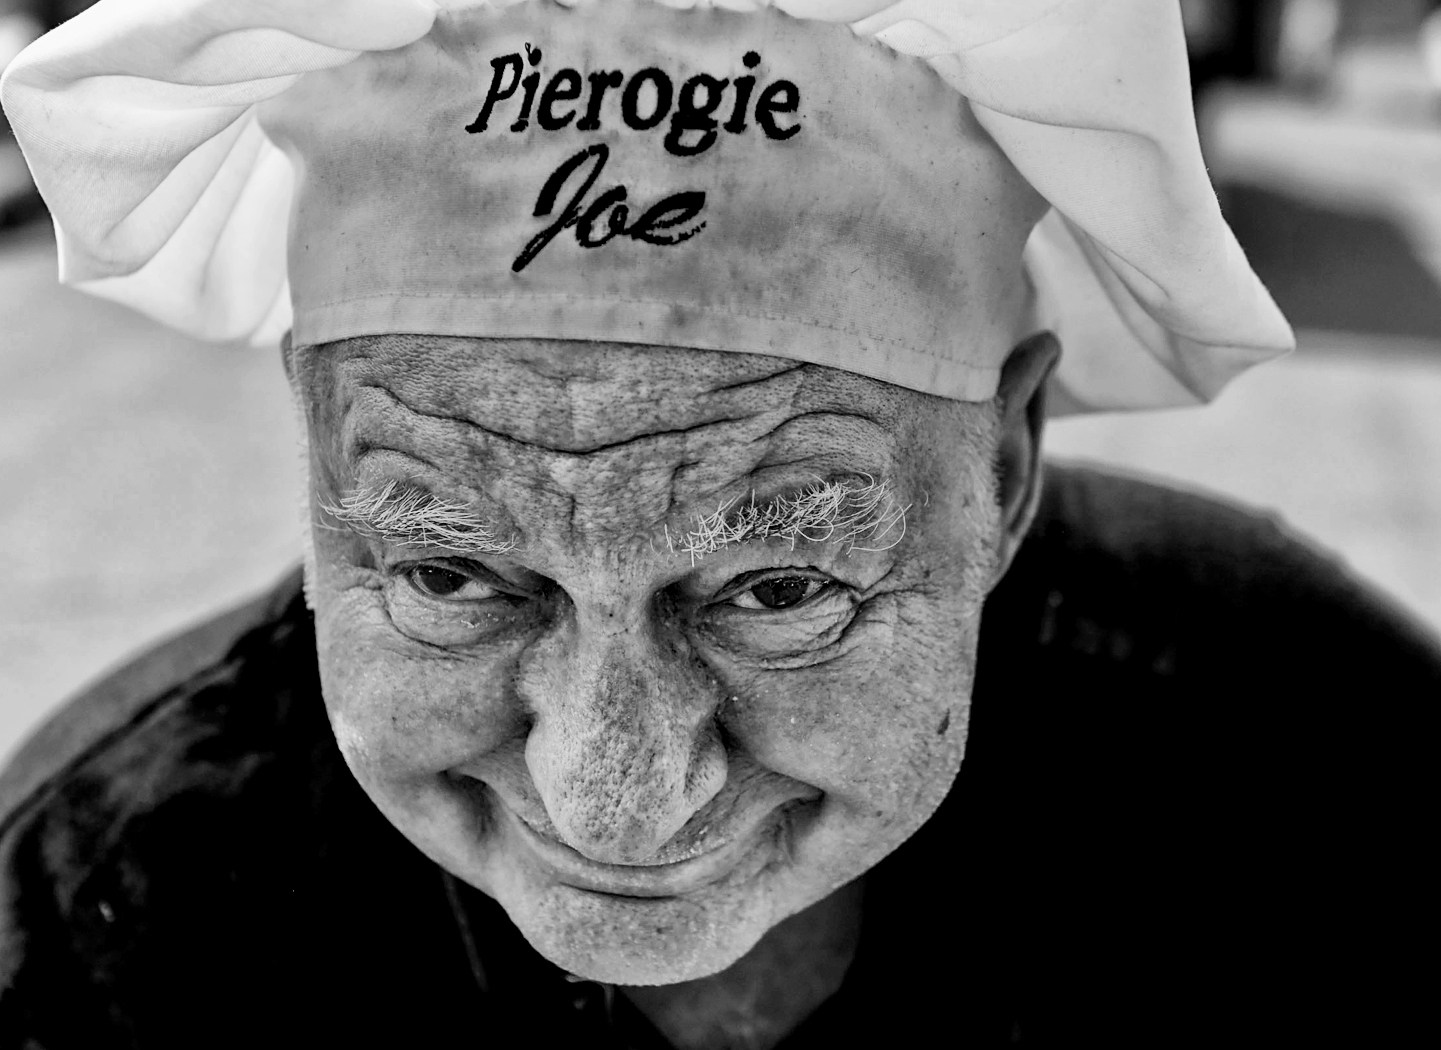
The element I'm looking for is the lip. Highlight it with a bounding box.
[502,800,787,899]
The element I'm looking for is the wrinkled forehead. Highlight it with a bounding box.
[293,336,998,548]
[298,334,933,429]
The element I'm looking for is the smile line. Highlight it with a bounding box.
[504,801,787,898]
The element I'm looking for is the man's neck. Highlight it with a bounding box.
[620,878,865,1050]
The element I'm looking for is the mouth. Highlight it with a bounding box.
[501,797,808,899]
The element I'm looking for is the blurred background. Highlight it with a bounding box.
[3,0,1441,761]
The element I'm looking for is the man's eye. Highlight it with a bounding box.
[405,564,498,601]
[729,575,826,611]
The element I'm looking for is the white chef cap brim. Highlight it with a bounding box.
[1,0,1293,412]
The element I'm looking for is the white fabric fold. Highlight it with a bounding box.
[1,0,1294,410]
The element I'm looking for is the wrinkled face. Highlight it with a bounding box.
[294,336,1004,984]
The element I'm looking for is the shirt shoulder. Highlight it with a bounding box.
[0,570,321,1036]
[990,460,1441,688]
[960,462,1437,1044]
[0,569,307,839]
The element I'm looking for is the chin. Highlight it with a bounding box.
[508,880,776,985]
[363,769,912,987]
[490,814,807,985]
[433,782,847,985]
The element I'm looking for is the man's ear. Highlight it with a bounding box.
[991,331,1060,587]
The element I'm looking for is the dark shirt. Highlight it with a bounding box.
[0,465,1435,1048]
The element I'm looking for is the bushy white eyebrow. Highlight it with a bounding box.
[667,475,909,565]
[320,479,519,555]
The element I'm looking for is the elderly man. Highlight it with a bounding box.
[0,1,1435,1047]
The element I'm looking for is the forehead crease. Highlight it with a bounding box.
[327,339,810,454]
[665,411,899,520]
[337,368,891,472]
[333,383,806,537]
[749,412,899,476]
[495,355,807,451]
[315,343,905,536]
[523,407,805,539]
[337,370,789,459]
[344,378,796,467]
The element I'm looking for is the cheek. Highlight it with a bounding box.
[312,582,526,787]
[723,590,978,816]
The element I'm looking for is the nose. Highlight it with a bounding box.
[518,610,728,865]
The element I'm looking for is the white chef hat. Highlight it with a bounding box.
[0,0,1293,410]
